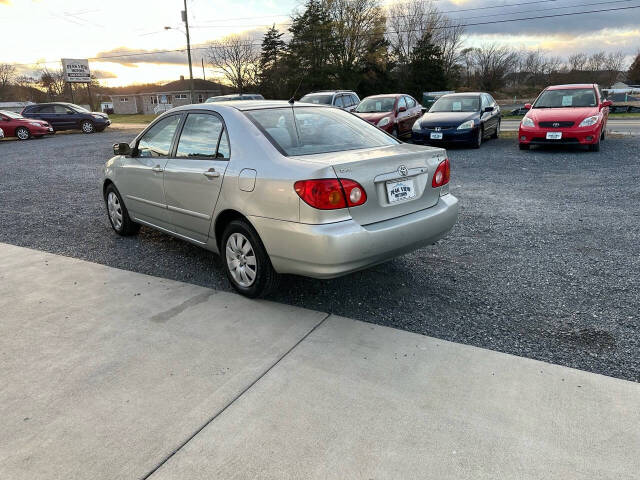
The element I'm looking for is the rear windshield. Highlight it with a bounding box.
[1,110,23,119]
[355,97,396,113]
[245,106,399,156]
[299,94,333,105]
[534,88,597,108]
[430,96,479,112]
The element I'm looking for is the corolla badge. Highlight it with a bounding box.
[398,165,409,177]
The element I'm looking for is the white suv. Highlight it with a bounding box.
[299,90,360,112]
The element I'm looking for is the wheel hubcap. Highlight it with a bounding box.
[17,129,28,139]
[107,192,123,230]
[83,122,93,133]
[225,233,257,288]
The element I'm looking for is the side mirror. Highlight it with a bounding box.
[484,106,494,113]
[398,105,407,113]
[113,142,131,156]
[524,103,532,110]
[601,100,613,108]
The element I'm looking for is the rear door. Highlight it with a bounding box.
[163,111,229,243]
[118,113,183,227]
[32,105,57,127]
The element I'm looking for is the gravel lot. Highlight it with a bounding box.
[1,128,639,381]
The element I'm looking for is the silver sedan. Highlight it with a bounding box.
[102,101,458,297]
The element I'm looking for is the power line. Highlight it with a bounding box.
[12,4,640,68]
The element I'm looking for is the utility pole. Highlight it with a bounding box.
[182,0,195,104]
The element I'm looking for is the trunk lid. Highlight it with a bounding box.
[293,144,448,226]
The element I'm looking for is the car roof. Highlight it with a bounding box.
[441,92,483,97]
[362,94,405,99]
[546,84,596,90]
[303,90,355,95]
[170,100,324,112]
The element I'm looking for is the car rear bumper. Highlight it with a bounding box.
[250,194,458,278]
[412,127,477,144]
[518,124,601,145]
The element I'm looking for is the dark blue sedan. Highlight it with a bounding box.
[412,93,501,148]
[22,102,110,134]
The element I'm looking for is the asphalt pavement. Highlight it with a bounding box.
[0,127,639,381]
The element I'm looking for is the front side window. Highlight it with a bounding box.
[176,113,228,159]
[137,115,182,157]
[397,96,407,111]
[534,88,597,108]
[334,95,344,108]
[430,96,480,112]
[245,106,399,156]
[406,96,416,108]
[54,105,70,114]
[39,106,55,113]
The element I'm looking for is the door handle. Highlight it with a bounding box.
[151,165,164,173]
[203,168,220,179]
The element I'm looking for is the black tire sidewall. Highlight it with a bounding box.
[104,184,138,236]
[221,220,277,298]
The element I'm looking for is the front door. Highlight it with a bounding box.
[163,112,229,244]
[118,114,183,227]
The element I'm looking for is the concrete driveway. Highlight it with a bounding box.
[1,243,639,479]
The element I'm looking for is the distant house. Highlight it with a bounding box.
[110,77,224,115]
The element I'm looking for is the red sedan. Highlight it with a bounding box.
[354,94,423,138]
[0,110,54,140]
[518,83,611,152]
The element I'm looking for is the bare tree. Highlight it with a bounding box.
[386,0,443,64]
[437,17,466,81]
[567,52,588,71]
[603,51,625,87]
[473,44,519,92]
[0,63,16,99]
[587,51,607,71]
[206,34,260,94]
[39,67,66,100]
[328,0,387,83]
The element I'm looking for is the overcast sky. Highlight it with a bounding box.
[1,0,638,86]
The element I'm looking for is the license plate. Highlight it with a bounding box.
[386,179,416,203]
[546,131,562,140]
[430,132,443,140]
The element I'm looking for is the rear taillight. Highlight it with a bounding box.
[432,158,450,188]
[294,179,367,210]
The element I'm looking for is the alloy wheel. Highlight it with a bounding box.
[82,121,94,133]
[225,232,257,288]
[16,128,29,140]
[107,192,123,230]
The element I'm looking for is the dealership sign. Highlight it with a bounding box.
[61,59,91,83]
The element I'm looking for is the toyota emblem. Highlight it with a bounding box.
[553,122,560,127]
[398,165,408,177]
[435,126,442,132]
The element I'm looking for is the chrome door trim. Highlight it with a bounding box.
[167,204,211,220]
[133,217,207,245]
[126,195,166,209]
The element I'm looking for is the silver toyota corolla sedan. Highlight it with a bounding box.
[102,101,458,297]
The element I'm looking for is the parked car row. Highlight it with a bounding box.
[0,102,110,140]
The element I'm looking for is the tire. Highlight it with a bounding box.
[222,219,279,298]
[600,127,606,141]
[491,120,500,139]
[472,127,482,148]
[81,120,95,134]
[104,184,140,236]
[15,127,30,140]
[589,140,600,152]
[519,143,530,150]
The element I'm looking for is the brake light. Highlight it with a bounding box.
[432,158,450,188]
[294,179,367,210]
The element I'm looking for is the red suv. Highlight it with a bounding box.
[518,84,611,152]
[0,110,53,140]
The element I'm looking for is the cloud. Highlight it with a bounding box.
[94,46,193,66]
[92,69,117,79]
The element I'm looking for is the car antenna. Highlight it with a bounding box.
[288,78,304,105]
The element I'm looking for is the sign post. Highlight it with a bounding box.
[61,58,92,108]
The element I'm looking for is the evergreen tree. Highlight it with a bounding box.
[628,53,640,84]
[406,34,447,101]
[286,0,337,95]
[258,25,287,99]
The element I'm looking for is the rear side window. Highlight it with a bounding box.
[176,113,229,159]
[39,106,55,113]
[245,106,398,156]
[54,105,70,114]
[137,115,181,157]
